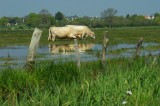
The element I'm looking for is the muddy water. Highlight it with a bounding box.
[0,42,160,68]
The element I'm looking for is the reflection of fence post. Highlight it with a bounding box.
[26,28,42,70]
[101,31,109,71]
[135,37,143,57]
[74,39,81,68]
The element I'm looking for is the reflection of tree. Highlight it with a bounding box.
[49,44,94,54]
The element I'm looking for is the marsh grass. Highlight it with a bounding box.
[0,56,160,105]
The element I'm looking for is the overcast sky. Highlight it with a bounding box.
[0,0,159,17]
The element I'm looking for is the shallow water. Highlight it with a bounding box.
[0,42,160,68]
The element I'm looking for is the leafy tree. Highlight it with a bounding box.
[55,11,65,21]
[112,16,128,27]
[55,11,65,26]
[0,16,8,26]
[91,18,104,28]
[39,9,51,15]
[38,9,55,28]
[126,14,130,19]
[101,8,117,28]
[129,14,148,26]
[154,13,160,17]
[8,17,22,25]
[25,13,40,27]
[153,16,160,25]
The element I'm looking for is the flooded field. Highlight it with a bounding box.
[0,42,160,68]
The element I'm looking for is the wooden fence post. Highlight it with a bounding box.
[101,31,109,70]
[74,39,81,68]
[135,37,143,57]
[26,28,42,70]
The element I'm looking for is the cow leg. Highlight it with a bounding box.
[48,33,51,41]
[48,35,50,40]
[52,37,55,41]
[69,34,76,39]
[51,35,56,41]
[77,34,81,39]
[84,33,88,39]
[81,32,85,39]
[48,28,52,41]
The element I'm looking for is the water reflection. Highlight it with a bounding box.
[0,42,160,69]
[48,43,94,54]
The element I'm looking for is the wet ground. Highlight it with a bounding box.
[0,42,160,68]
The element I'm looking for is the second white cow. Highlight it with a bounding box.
[66,25,95,39]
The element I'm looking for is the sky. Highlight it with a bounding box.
[0,0,160,17]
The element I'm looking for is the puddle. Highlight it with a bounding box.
[0,42,160,68]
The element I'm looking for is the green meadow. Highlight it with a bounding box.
[0,27,160,105]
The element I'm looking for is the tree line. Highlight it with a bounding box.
[0,8,160,29]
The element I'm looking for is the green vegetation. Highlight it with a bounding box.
[0,27,160,105]
[0,56,160,105]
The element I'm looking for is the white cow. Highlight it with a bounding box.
[48,26,77,41]
[66,25,95,39]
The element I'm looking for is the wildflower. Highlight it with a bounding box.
[127,90,132,95]
[122,100,127,105]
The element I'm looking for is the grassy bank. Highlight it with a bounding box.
[0,56,160,105]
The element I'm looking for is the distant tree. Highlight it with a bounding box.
[39,9,51,15]
[129,14,147,26]
[154,13,160,17]
[91,18,104,28]
[8,17,22,25]
[0,16,8,26]
[25,13,40,27]
[101,8,117,28]
[38,9,55,28]
[153,16,160,25]
[112,16,129,27]
[79,16,92,26]
[126,14,130,19]
[55,11,65,21]
[55,11,65,26]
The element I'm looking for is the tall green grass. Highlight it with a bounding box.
[0,56,160,105]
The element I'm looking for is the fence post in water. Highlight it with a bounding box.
[135,37,143,57]
[101,31,109,71]
[26,28,42,70]
[74,39,81,68]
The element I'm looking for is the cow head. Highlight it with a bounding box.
[90,32,95,39]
